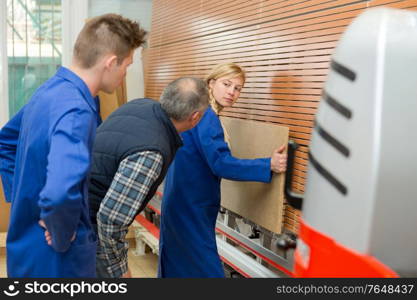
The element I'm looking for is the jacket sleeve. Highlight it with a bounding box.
[194,110,272,183]
[0,109,24,203]
[38,107,94,252]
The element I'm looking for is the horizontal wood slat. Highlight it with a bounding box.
[152,0,417,41]
[150,0,366,46]
[146,0,417,233]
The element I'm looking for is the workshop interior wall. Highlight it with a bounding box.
[128,0,417,233]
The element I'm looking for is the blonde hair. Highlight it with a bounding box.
[205,62,246,115]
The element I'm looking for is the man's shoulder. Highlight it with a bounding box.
[31,75,85,103]
[24,85,91,122]
[113,98,158,116]
[125,98,157,106]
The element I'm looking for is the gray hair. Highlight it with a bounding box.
[160,77,209,121]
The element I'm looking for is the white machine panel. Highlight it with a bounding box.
[303,7,417,276]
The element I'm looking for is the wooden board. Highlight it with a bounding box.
[220,117,289,234]
[0,180,10,232]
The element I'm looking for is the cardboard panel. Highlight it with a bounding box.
[220,117,288,234]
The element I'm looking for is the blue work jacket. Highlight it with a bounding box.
[158,107,272,278]
[0,67,100,277]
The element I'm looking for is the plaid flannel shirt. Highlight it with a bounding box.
[96,150,163,278]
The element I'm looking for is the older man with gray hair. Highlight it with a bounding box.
[88,77,209,278]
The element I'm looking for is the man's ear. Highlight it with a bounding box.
[190,111,202,127]
[104,54,118,69]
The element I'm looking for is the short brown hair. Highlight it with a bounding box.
[73,14,147,68]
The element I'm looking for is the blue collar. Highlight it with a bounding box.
[56,66,99,114]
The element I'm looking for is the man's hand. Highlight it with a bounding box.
[38,220,76,246]
[270,144,287,173]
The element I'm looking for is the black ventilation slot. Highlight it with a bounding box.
[315,122,350,157]
[324,92,352,119]
[308,152,347,195]
[331,60,356,81]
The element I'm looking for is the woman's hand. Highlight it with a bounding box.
[271,144,287,173]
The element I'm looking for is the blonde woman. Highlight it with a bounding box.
[158,63,287,278]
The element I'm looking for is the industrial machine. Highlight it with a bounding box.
[137,189,295,278]
[290,7,417,277]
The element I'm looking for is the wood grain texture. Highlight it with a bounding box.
[220,117,289,234]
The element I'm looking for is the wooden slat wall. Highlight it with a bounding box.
[145,0,417,233]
